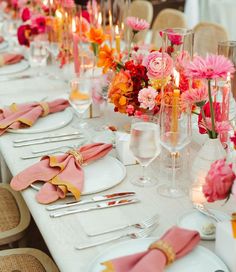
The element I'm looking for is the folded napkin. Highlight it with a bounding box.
[10,143,113,204]
[102,226,200,272]
[0,36,4,43]
[0,99,69,135]
[0,53,24,67]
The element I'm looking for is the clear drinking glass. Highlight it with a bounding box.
[69,76,97,128]
[28,41,49,76]
[129,116,161,187]
[158,102,192,198]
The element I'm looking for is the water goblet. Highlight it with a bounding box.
[129,116,161,187]
[157,102,192,198]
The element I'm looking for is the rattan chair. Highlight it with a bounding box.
[193,22,228,56]
[151,8,187,48]
[0,184,30,246]
[0,248,59,272]
[128,0,153,43]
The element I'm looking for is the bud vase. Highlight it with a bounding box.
[191,137,226,184]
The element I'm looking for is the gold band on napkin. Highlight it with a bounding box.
[39,102,50,117]
[149,240,176,265]
[67,149,84,165]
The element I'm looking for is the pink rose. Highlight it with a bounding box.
[142,51,173,79]
[203,159,236,202]
[138,87,157,110]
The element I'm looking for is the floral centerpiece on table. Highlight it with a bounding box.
[182,54,235,139]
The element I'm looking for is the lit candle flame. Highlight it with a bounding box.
[55,9,62,19]
[121,22,124,31]
[43,0,48,6]
[115,25,119,35]
[98,12,102,25]
[72,18,76,33]
[108,10,112,26]
[174,69,180,88]
[227,72,231,82]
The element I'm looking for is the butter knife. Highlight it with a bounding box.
[14,131,82,143]
[46,192,136,211]
[14,135,84,147]
[193,203,222,222]
[50,198,139,218]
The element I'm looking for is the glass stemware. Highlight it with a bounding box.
[129,116,161,187]
[69,76,98,129]
[157,102,192,198]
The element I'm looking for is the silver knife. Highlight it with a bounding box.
[13,135,84,147]
[14,131,82,143]
[46,192,136,211]
[50,198,140,218]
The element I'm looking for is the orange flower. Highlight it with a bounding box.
[109,70,133,113]
[97,44,116,73]
[86,27,107,45]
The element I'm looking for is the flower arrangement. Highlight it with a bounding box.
[184,54,235,139]
[203,132,236,202]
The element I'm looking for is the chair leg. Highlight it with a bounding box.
[18,236,28,247]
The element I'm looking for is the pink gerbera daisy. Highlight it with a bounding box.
[187,54,235,79]
[181,85,208,106]
[126,16,150,33]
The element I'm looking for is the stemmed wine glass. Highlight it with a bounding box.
[157,101,192,198]
[69,76,98,128]
[129,116,161,187]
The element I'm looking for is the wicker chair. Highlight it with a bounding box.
[128,0,153,43]
[193,22,228,56]
[0,248,59,272]
[151,8,187,48]
[0,184,30,246]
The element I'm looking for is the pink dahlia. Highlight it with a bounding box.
[203,159,236,202]
[138,87,157,110]
[126,16,150,32]
[181,85,208,106]
[187,54,235,80]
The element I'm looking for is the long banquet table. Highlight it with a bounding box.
[0,68,235,272]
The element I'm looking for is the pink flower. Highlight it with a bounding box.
[203,159,236,202]
[126,105,135,115]
[61,0,74,8]
[232,182,236,201]
[126,16,150,32]
[175,51,191,74]
[230,131,236,148]
[160,29,183,45]
[21,7,31,22]
[17,24,31,47]
[142,51,173,79]
[199,119,231,135]
[31,15,46,33]
[187,54,235,80]
[131,49,149,65]
[138,87,157,110]
[181,85,208,105]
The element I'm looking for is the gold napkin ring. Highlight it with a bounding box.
[67,150,84,165]
[39,102,50,117]
[149,240,176,265]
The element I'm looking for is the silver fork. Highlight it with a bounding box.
[75,224,157,250]
[87,214,159,237]
[193,203,222,222]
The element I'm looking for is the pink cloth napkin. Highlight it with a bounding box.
[10,143,113,204]
[0,53,24,66]
[102,226,200,272]
[0,36,4,43]
[0,99,69,135]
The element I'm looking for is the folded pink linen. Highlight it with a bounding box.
[10,143,113,204]
[0,99,69,135]
[0,36,4,43]
[101,226,200,272]
[0,53,24,66]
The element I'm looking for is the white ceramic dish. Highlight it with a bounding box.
[0,40,8,52]
[87,237,229,272]
[31,155,126,195]
[8,108,73,134]
[177,209,230,240]
[0,59,29,76]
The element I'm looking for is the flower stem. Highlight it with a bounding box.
[128,31,135,60]
[207,79,217,138]
[200,105,212,137]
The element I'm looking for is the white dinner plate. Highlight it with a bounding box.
[0,40,8,52]
[87,237,229,272]
[31,155,126,195]
[8,108,73,134]
[177,209,230,240]
[0,59,29,76]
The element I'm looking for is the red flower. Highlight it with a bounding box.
[17,24,31,47]
[21,7,31,22]
[198,102,221,134]
[32,16,46,33]
[230,131,236,149]
[160,29,183,45]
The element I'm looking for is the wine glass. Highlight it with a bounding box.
[28,41,49,77]
[129,116,161,187]
[69,76,97,128]
[157,102,192,198]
